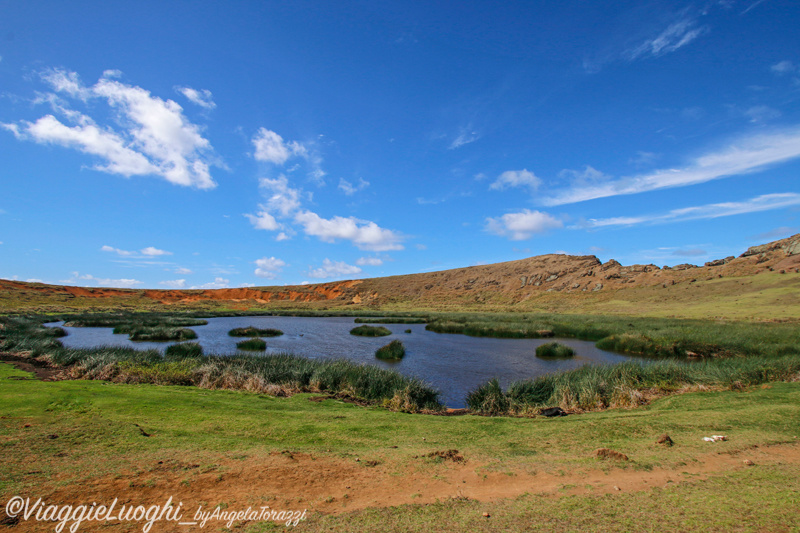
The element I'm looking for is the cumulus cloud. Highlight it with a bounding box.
[244,210,280,231]
[307,259,362,279]
[252,127,307,165]
[159,279,186,288]
[254,256,286,279]
[485,209,563,240]
[489,169,541,192]
[294,211,404,251]
[627,18,708,60]
[338,177,370,195]
[141,246,171,256]
[4,68,216,188]
[176,87,216,109]
[542,128,800,206]
[581,192,800,228]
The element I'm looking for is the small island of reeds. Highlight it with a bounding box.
[535,342,576,358]
[376,340,405,360]
[228,326,284,337]
[236,338,267,351]
[350,325,392,337]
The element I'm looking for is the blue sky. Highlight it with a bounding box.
[1,0,799,289]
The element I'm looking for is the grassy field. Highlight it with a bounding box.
[1,362,798,531]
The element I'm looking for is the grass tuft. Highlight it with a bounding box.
[228,326,283,337]
[236,338,267,351]
[535,342,575,358]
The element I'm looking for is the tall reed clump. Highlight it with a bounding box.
[375,340,405,360]
[350,325,392,337]
[0,316,442,413]
[129,327,198,342]
[467,355,800,415]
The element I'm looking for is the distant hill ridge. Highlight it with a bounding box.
[1,233,799,318]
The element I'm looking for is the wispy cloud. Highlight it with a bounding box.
[752,226,798,241]
[61,271,143,288]
[101,245,172,257]
[626,17,708,60]
[307,259,362,280]
[543,128,800,205]
[191,277,229,289]
[159,279,186,288]
[176,86,216,109]
[356,256,383,266]
[485,209,563,240]
[3,68,216,189]
[580,192,800,228]
[449,125,480,149]
[338,177,370,196]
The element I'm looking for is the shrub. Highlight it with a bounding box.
[228,327,283,337]
[236,338,267,351]
[376,340,405,360]
[350,325,392,337]
[535,342,575,358]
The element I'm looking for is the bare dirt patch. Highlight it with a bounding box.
[5,442,798,533]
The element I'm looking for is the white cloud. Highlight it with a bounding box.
[356,256,383,266]
[61,271,143,288]
[245,210,280,231]
[449,126,480,149]
[141,246,171,256]
[771,60,797,75]
[490,169,541,192]
[627,18,708,60]
[543,128,800,206]
[254,256,286,279]
[294,210,404,251]
[159,279,186,288]
[252,127,306,165]
[485,209,563,240]
[26,278,43,283]
[258,175,304,216]
[307,258,362,279]
[176,87,216,109]
[175,267,193,275]
[101,245,136,257]
[581,192,800,228]
[101,245,171,257]
[192,277,229,289]
[4,69,216,189]
[744,105,781,123]
[338,177,370,195]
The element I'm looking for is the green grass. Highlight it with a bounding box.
[350,325,392,337]
[229,326,284,337]
[237,338,267,351]
[376,340,406,360]
[535,342,575,358]
[1,361,799,532]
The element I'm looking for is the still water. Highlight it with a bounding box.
[49,316,633,408]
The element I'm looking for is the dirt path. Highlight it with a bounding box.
[0,354,62,381]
